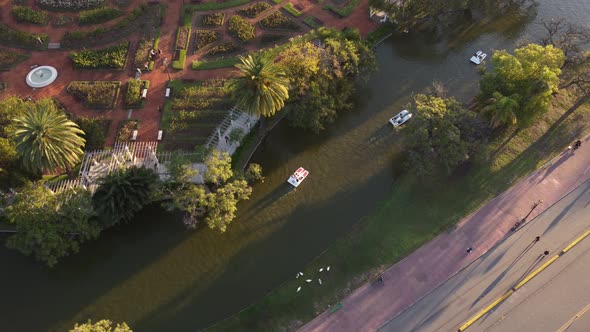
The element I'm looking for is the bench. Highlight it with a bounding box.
[157,130,163,141]
[131,130,138,141]
[165,87,171,98]
[329,302,344,313]
[141,88,148,99]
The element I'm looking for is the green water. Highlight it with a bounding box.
[0,1,588,331]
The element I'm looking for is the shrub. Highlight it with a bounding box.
[70,42,129,69]
[0,49,28,70]
[0,23,48,49]
[116,120,138,141]
[75,117,110,150]
[172,49,187,69]
[36,0,106,11]
[238,2,271,18]
[200,13,224,27]
[67,81,120,109]
[52,15,73,27]
[228,15,255,43]
[282,3,302,17]
[259,11,300,31]
[176,26,191,50]
[324,0,361,17]
[303,16,322,29]
[206,42,238,57]
[195,30,220,51]
[12,6,49,25]
[124,79,149,107]
[78,6,123,25]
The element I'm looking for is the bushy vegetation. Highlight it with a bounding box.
[206,41,239,57]
[70,42,129,69]
[67,81,121,109]
[124,79,149,107]
[0,49,28,70]
[238,2,271,18]
[0,23,48,49]
[78,6,123,25]
[259,11,301,31]
[303,16,322,29]
[176,26,191,50]
[228,15,256,43]
[12,6,49,25]
[37,0,105,11]
[71,320,132,332]
[75,117,110,150]
[134,37,155,67]
[324,0,361,17]
[282,3,302,17]
[116,120,138,141]
[259,34,287,46]
[172,49,187,69]
[195,30,221,51]
[200,12,225,27]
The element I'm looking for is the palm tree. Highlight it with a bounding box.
[12,100,85,173]
[92,167,159,226]
[482,92,520,128]
[230,53,289,117]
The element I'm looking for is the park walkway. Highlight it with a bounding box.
[299,135,590,332]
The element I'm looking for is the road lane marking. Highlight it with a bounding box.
[456,227,590,332]
[556,302,590,332]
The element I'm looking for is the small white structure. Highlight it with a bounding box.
[131,130,138,141]
[389,110,413,127]
[157,130,163,141]
[141,88,148,99]
[26,66,58,88]
[288,167,309,188]
[165,87,171,98]
[470,51,487,65]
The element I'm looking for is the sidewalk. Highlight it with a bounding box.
[299,136,590,332]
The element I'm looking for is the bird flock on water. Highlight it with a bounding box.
[296,266,330,292]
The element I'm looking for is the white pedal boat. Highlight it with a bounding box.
[470,51,487,65]
[287,167,309,188]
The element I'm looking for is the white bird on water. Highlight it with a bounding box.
[327,266,331,271]
[319,268,324,272]
[296,273,300,279]
[318,278,322,285]
[306,279,312,283]
[297,286,302,292]
[299,272,304,276]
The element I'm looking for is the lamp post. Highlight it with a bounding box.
[521,200,543,223]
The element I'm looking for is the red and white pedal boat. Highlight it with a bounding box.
[287,167,309,188]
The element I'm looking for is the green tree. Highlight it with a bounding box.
[482,92,520,128]
[245,163,264,183]
[480,44,565,127]
[171,184,209,229]
[403,94,487,177]
[93,167,159,226]
[6,184,100,267]
[70,320,132,332]
[204,150,233,186]
[12,99,86,173]
[205,179,252,232]
[167,153,198,183]
[230,53,289,118]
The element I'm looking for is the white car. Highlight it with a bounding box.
[389,110,413,127]
[470,51,487,65]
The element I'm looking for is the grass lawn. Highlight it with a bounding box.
[205,88,590,331]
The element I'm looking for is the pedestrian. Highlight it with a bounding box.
[163,57,168,67]
[574,139,582,150]
[144,62,149,71]
[149,48,155,58]
[466,247,473,254]
[136,68,142,76]
[378,276,384,283]
[224,135,229,142]
[544,250,550,256]
[157,48,162,56]
[534,236,540,243]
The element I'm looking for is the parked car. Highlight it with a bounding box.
[470,50,487,65]
[389,110,413,127]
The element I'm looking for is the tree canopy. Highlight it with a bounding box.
[6,184,100,267]
[480,44,565,127]
[70,320,132,332]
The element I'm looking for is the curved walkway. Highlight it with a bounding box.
[299,135,590,332]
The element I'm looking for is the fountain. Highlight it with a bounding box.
[25,66,58,88]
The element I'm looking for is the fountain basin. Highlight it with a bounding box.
[26,66,58,88]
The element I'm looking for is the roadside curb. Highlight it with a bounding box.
[456,225,590,331]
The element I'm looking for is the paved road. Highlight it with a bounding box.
[380,179,590,332]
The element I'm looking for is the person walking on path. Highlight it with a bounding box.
[574,139,582,150]
[534,236,540,243]
[466,247,473,254]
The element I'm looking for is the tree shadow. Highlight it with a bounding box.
[541,183,589,235]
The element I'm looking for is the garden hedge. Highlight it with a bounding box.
[282,3,302,17]
[195,30,221,51]
[0,49,29,70]
[78,6,123,25]
[259,11,301,31]
[124,79,150,108]
[70,42,129,69]
[67,81,121,109]
[0,23,48,49]
[228,15,255,43]
[12,6,50,25]
[172,49,187,70]
[200,13,225,27]
[238,2,271,18]
[37,0,106,11]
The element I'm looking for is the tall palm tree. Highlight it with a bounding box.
[92,167,159,226]
[12,100,85,173]
[230,53,289,117]
[482,92,520,128]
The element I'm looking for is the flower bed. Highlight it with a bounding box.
[0,49,29,70]
[61,4,160,49]
[0,23,48,49]
[303,16,322,29]
[116,120,138,142]
[259,11,301,31]
[176,26,191,50]
[195,30,221,51]
[78,6,123,25]
[238,2,271,18]
[67,81,121,109]
[52,15,73,27]
[205,41,239,57]
[37,0,106,11]
[134,37,155,68]
[124,79,150,108]
[70,42,129,69]
[200,13,224,27]
[324,0,361,18]
[228,15,255,43]
[282,3,302,17]
[12,6,50,25]
[259,33,287,46]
